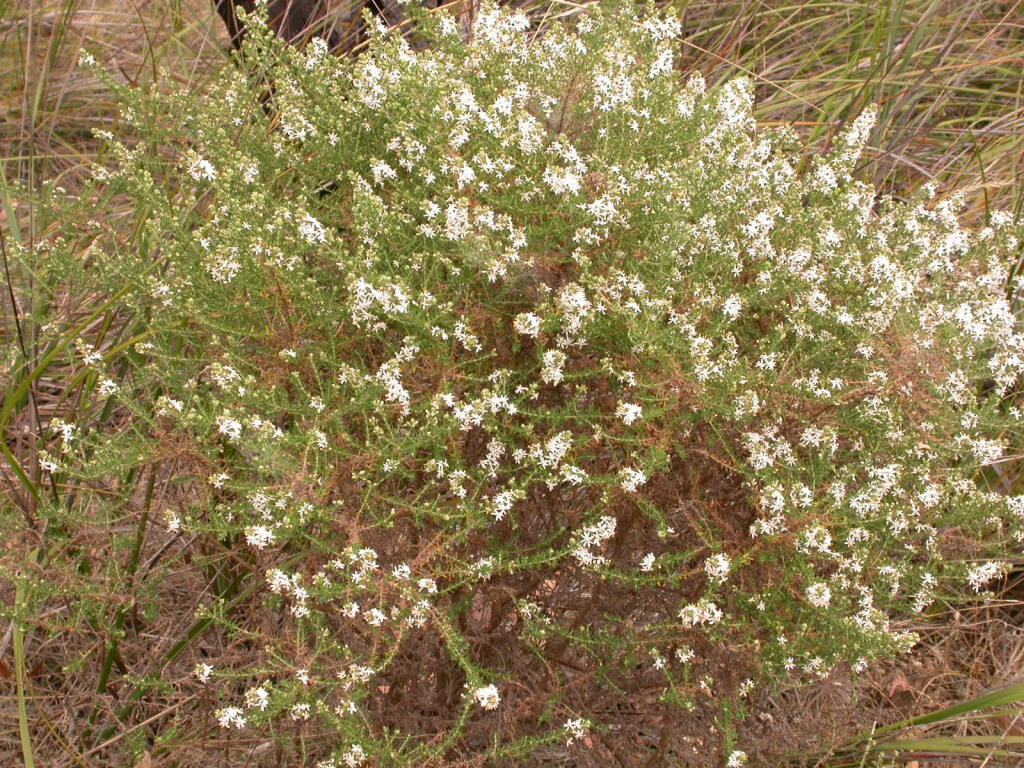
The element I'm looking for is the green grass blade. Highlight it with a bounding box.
[14,578,36,768]
[873,682,1024,737]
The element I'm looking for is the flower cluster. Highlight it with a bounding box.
[61,1,1024,764]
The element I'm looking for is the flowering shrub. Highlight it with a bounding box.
[46,0,1024,762]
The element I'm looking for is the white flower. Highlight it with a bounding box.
[245,525,275,549]
[81,345,103,365]
[814,162,838,192]
[577,516,617,550]
[38,451,60,473]
[704,553,732,584]
[370,159,397,185]
[555,283,593,338]
[798,525,833,555]
[620,467,647,492]
[676,645,695,663]
[537,430,573,468]
[489,489,518,521]
[216,416,243,442]
[918,484,943,508]
[342,745,366,768]
[193,663,213,683]
[581,194,619,225]
[541,349,567,385]
[298,214,327,244]
[517,114,545,153]
[615,402,643,425]
[215,706,246,729]
[472,557,496,578]
[513,312,543,337]
[722,295,743,319]
[347,664,374,683]
[966,561,1010,592]
[560,464,588,486]
[188,156,217,182]
[543,166,582,196]
[244,685,270,710]
[266,568,291,594]
[726,750,748,768]
[649,46,674,79]
[164,510,182,532]
[290,703,311,720]
[678,599,723,628]
[97,378,119,396]
[392,563,411,580]
[805,582,832,608]
[50,418,76,449]
[155,395,183,415]
[564,717,590,745]
[971,438,1005,465]
[639,553,656,572]
[445,200,472,241]
[473,684,501,710]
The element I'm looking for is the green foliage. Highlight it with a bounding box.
[15,1,1024,764]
